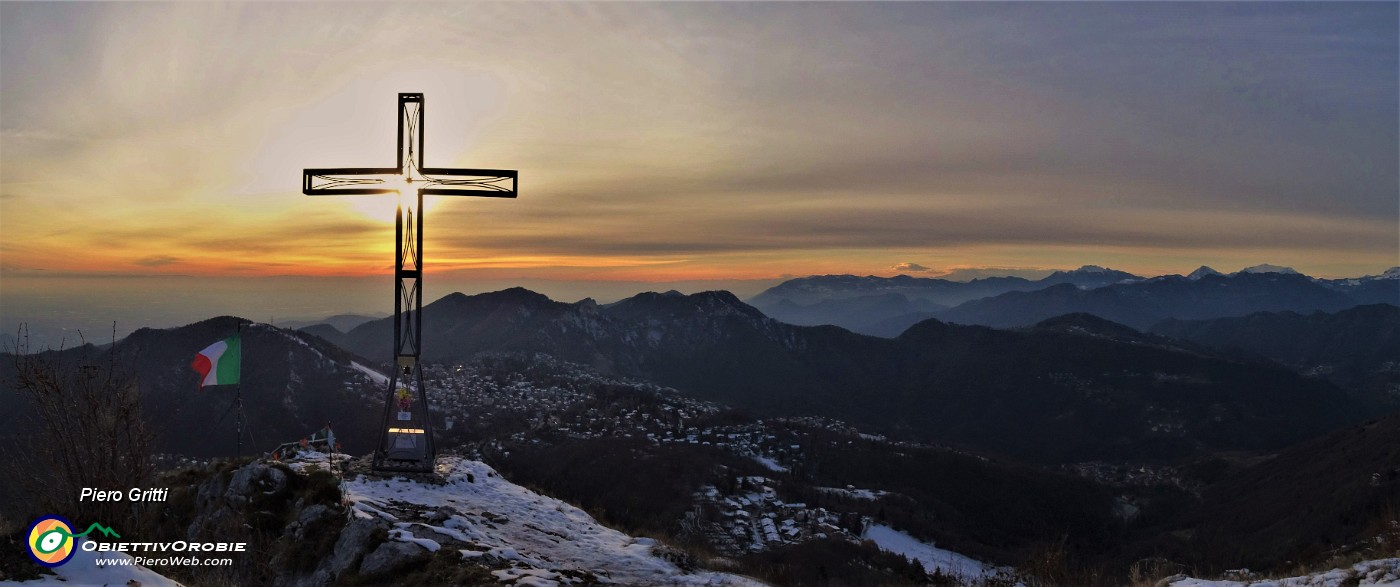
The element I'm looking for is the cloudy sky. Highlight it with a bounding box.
[1,2,1396,337]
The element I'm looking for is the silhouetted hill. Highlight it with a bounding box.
[891,317,1361,462]
[749,266,1144,333]
[752,293,946,336]
[938,272,1367,330]
[331,289,1371,464]
[298,323,348,346]
[861,310,944,338]
[1186,410,1400,570]
[1152,304,1400,405]
[2,317,384,459]
[1029,313,1154,342]
[757,267,1398,338]
[749,274,1038,308]
[277,313,385,333]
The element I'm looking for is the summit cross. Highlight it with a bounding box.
[302,93,517,472]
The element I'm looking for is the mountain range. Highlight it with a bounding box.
[7,267,1392,467]
[753,265,1141,308]
[752,266,1398,336]
[301,287,1376,464]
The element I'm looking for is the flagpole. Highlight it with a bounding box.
[235,322,243,460]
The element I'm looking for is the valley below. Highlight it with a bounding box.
[1,269,1397,586]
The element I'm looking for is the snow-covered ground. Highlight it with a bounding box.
[0,538,183,587]
[351,361,390,386]
[1168,559,1400,587]
[862,523,1004,581]
[343,455,764,586]
[750,455,786,472]
[816,486,888,501]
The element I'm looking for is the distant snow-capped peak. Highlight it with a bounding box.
[1070,265,1108,273]
[1237,264,1299,275]
[1186,266,1223,280]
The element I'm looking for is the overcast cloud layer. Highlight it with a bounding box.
[2,2,1396,283]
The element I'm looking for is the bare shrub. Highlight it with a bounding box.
[2,325,155,531]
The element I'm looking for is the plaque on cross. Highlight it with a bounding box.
[303,93,517,472]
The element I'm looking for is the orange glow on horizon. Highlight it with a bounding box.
[2,5,1394,288]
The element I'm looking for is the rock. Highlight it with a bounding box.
[321,517,383,577]
[280,504,334,541]
[225,464,289,508]
[298,504,333,526]
[196,471,229,509]
[186,504,233,542]
[358,541,429,576]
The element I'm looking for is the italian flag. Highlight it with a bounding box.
[191,335,241,389]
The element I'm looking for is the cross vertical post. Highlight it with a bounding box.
[302,93,517,473]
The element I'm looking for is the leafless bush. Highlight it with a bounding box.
[1,324,155,529]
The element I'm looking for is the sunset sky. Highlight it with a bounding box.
[2,2,1397,342]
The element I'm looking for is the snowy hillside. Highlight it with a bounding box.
[1168,559,1400,587]
[862,524,1005,582]
[0,538,183,587]
[324,452,763,586]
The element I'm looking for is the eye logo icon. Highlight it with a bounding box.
[27,515,77,567]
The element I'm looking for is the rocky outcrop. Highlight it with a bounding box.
[173,459,392,587]
[226,463,289,507]
[359,541,430,576]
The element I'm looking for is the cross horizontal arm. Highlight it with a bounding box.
[303,167,518,198]
[303,167,398,196]
[416,167,518,198]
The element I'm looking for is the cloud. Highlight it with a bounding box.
[133,255,180,267]
[892,262,932,273]
[0,3,1395,282]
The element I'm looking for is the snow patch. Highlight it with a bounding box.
[817,486,888,501]
[0,538,182,587]
[1168,558,1400,587]
[389,528,441,552]
[1238,264,1299,275]
[351,361,390,386]
[863,524,1001,580]
[751,455,787,472]
[343,456,762,586]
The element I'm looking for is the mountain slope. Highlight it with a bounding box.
[1152,304,1400,367]
[338,454,762,586]
[278,313,385,333]
[748,274,1038,308]
[1317,267,1400,306]
[762,293,946,336]
[749,266,1141,320]
[938,272,1367,330]
[2,316,386,458]
[1185,411,1400,570]
[889,318,1361,462]
[1151,304,1400,405]
[330,289,1370,463]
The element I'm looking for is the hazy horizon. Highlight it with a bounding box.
[4,261,1394,351]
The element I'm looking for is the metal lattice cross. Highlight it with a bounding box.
[302,93,517,472]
